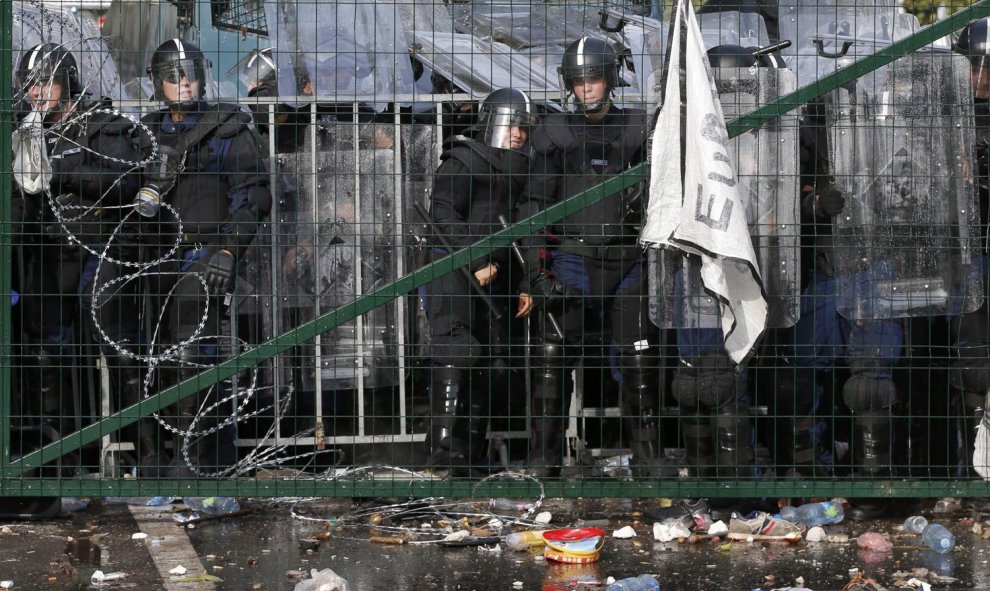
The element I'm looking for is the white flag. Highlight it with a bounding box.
[639,0,767,364]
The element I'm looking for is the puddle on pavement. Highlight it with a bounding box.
[64,537,102,567]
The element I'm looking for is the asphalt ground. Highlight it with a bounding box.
[2,496,990,591]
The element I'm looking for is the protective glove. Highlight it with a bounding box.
[528,273,570,309]
[816,185,845,217]
[204,249,236,296]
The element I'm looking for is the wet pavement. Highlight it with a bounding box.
[2,496,990,590]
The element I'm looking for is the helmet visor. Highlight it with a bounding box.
[150,58,214,103]
[486,106,537,150]
[227,49,277,91]
[152,58,210,85]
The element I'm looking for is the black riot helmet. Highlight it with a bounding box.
[558,37,629,114]
[955,18,990,99]
[707,44,786,69]
[228,47,277,94]
[16,43,81,101]
[477,88,539,151]
[147,38,213,110]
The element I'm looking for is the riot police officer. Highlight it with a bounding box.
[781,85,903,493]
[13,43,142,464]
[517,37,664,478]
[423,87,537,472]
[951,18,990,476]
[668,44,789,479]
[137,38,271,476]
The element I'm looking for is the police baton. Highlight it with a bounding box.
[497,215,564,341]
[413,202,506,321]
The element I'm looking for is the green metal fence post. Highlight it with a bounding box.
[0,0,13,489]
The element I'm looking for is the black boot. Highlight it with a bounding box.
[116,355,167,477]
[527,394,563,478]
[426,365,469,469]
[778,416,822,479]
[681,412,714,478]
[713,402,758,479]
[29,348,80,475]
[847,409,894,521]
[619,354,674,479]
[463,368,493,473]
[166,350,218,478]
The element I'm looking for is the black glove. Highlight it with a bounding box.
[816,185,845,217]
[204,249,236,295]
[528,273,570,308]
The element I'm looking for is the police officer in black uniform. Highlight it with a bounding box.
[951,18,990,475]
[137,38,271,476]
[13,43,142,460]
[517,37,664,478]
[424,87,537,471]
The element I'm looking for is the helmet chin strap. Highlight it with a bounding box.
[575,93,611,116]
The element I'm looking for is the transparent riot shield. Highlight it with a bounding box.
[451,0,600,50]
[13,0,124,101]
[599,8,667,103]
[411,31,561,97]
[828,51,982,319]
[263,0,416,106]
[276,121,404,391]
[777,2,930,89]
[452,0,662,99]
[650,67,801,330]
[697,10,771,50]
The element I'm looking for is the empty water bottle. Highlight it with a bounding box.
[921,523,955,554]
[903,515,928,534]
[606,574,660,591]
[778,500,844,526]
[183,497,240,515]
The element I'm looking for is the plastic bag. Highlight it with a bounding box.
[293,568,350,591]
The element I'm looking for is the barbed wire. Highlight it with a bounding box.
[12,38,333,480]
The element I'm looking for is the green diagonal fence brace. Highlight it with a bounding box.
[4,0,990,477]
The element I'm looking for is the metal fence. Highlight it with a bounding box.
[4,0,990,502]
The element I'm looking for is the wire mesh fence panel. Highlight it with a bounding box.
[4,0,990,502]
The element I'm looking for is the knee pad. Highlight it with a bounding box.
[672,356,741,410]
[618,353,660,412]
[530,339,570,399]
[842,374,896,413]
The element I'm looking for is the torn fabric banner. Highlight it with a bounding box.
[639,0,767,364]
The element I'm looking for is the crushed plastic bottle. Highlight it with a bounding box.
[504,530,545,551]
[489,498,536,512]
[778,501,844,527]
[857,531,893,553]
[903,515,929,534]
[921,523,955,554]
[182,497,240,515]
[606,574,660,591]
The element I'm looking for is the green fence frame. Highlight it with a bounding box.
[4,0,990,499]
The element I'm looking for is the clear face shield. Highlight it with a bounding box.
[485,106,537,150]
[227,49,277,94]
[151,58,214,104]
